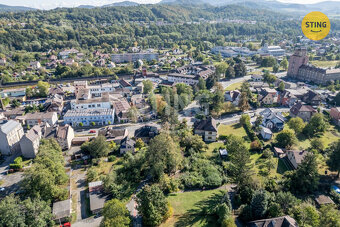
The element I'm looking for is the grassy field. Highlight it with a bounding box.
[225,81,243,91]
[310,60,338,68]
[161,189,225,227]
[207,142,224,158]
[218,123,250,147]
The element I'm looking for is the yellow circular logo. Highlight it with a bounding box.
[302,11,330,41]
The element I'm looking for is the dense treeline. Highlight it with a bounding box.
[0,4,305,53]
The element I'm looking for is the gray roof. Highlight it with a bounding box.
[24,125,41,142]
[0,120,21,134]
[52,199,71,220]
[64,109,114,117]
[248,215,298,227]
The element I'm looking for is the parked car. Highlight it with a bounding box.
[89,130,96,133]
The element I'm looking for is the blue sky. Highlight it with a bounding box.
[0,0,339,10]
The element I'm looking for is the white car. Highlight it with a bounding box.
[0,187,5,192]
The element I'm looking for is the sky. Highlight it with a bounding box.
[1,0,340,10]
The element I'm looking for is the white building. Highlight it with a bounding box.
[258,44,285,57]
[63,109,115,127]
[111,52,159,63]
[20,125,42,158]
[71,93,111,110]
[211,46,256,57]
[25,112,58,127]
[167,73,199,85]
[88,83,116,97]
[0,120,24,155]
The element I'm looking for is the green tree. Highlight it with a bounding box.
[22,139,68,202]
[280,58,288,71]
[212,83,225,114]
[238,92,250,112]
[291,203,319,227]
[288,117,305,134]
[0,195,25,227]
[198,77,206,90]
[81,135,110,158]
[276,129,297,148]
[254,115,263,132]
[273,64,279,73]
[215,62,229,77]
[226,135,254,188]
[234,62,247,77]
[146,131,182,181]
[288,154,319,194]
[303,113,327,137]
[250,190,269,220]
[225,66,235,79]
[36,81,49,97]
[101,199,131,227]
[310,138,324,152]
[327,140,340,177]
[136,185,170,226]
[87,167,98,182]
[128,106,139,123]
[278,81,285,92]
[275,191,299,214]
[319,204,340,227]
[135,138,145,150]
[143,80,153,94]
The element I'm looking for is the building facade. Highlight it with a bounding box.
[111,52,159,63]
[25,112,58,127]
[20,125,42,158]
[0,120,24,155]
[288,48,340,85]
[63,109,115,127]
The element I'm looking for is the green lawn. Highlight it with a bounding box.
[218,124,250,147]
[310,60,338,68]
[161,189,225,227]
[225,81,243,91]
[207,142,224,158]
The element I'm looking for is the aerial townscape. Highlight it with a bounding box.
[1,0,340,227]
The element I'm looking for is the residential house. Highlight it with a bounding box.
[112,99,131,123]
[260,127,273,140]
[286,150,308,169]
[63,109,115,127]
[330,107,340,126]
[59,48,79,59]
[120,137,136,154]
[224,90,241,106]
[248,215,298,227]
[74,80,88,95]
[52,200,71,223]
[3,108,25,120]
[0,120,24,155]
[20,125,42,158]
[315,195,335,207]
[134,125,159,143]
[193,117,218,142]
[131,94,146,109]
[258,88,278,105]
[25,112,58,127]
[44,94,63,113]
[0,88,26,98]
[89,181,108,214]
[98,128,128,144]
[260,108,286,131]
[290,102,317,121]
[49,87,64,97]
[29,61,41,70]
[251,75,263,82]
[278,90,298,107]
[119,80,133,90]
[302,90,322,106]
[43,124,74,150]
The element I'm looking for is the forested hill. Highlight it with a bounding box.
[0,4,289,23]
[0,4,332,53]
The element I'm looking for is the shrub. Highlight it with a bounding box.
[108,155,116,162]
